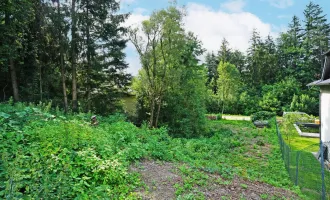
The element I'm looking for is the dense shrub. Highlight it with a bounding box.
[259,77,301,115]
[251,111,276,122]
[0,103,170,199]
[237,91,261,115]
[290,94,319,116]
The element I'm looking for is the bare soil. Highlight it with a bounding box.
[130,160,298,200]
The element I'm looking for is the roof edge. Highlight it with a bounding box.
[307,80,321,86]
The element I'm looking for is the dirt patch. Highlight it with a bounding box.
[130,160,182,200]
[205,174,296,199]
[130,160,297,200]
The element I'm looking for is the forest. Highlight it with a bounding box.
[1,0,329,135]
[0,0,330,199]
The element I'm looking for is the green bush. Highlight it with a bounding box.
[251,111,276,122]
[290,94,319,116]
[0,103,168,199]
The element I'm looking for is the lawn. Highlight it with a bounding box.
[278,118,319,152]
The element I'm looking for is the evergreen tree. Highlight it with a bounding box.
[77,0,131,113]
[263,35,278,84]
[277,16,304,83]
[217,38,231,63]
[246,29,264,88]
[205,52,218,94]
[301,1,330,85]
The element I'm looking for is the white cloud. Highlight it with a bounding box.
[133,7,148,15]
[267,0,294,9]
[184,3,274,54]
[220,0,246,13]
[123,13,149,76]
[123,3,278,75]
[124,12,149,28]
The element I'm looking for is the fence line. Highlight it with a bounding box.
[275,119,329,199]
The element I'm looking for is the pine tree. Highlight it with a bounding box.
[263,35,278,84]
[205,52,219,94]
[217,38,231,63]
[246,29,263,88]
[277,15,304,81]
[302,1,330,85]
[78,0,131,113]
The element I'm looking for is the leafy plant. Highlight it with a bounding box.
[251,111,276,122]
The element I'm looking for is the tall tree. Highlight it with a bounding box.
[56,0,68,112]
[263,35,278,84]
[230,50,245,75]
[246,29,263,88]
[79,0,130,112]
[71,0,78,112]
[277,16,304,81]
[130,6,186,127]
[205,52,218,94]
[301,1,330,85]
[217,38,231,63]
[217,62,241,114]
[1,0,34,101]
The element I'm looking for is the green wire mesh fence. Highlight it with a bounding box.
[275,120,329,199]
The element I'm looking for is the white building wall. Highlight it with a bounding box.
[321,86,330,142]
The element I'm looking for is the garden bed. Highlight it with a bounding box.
[293,123,320,138]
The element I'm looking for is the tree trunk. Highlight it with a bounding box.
[5,2,19,102]
[39,64,42,101]
[71,0,78,112]
[149,97,155,128]
[86,3,91,112]
[9,59,19,102]
[58,2,68,113]
[155,97,162,128]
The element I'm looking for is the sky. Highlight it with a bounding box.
[120,0,330,76]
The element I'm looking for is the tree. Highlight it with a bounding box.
[71,0,78,112]
[205,52,218,94]
[217,38,231,63]
[263,35,278,84]
[1,0,34,101]
[246,29,263,88]
[301,1,330,86]
[131,6,208,136]
[217,62,241,114]
[277,16,304,80]
[130,6,185,127]
[56,0,69,112]
[230,50,245,75]
[78,0,130,113]
[162,32,207,137]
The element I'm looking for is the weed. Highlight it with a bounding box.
[260,193,268,199]
[240,183,248,189]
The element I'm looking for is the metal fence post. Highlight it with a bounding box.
[295,151,300,186]
[320,141,326,200]
[288,146,290,172]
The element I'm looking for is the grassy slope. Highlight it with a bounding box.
[0,103,301,199]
